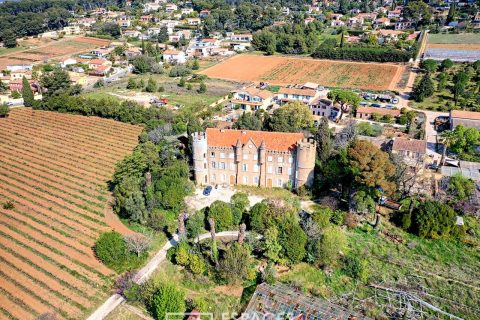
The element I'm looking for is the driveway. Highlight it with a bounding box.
[185,186,264,211]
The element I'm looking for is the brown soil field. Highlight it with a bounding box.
[200,54,405,91]
[0,108,143,320]
[0,36,111,70]
[426,43,480,51]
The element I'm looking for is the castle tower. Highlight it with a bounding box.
[295,138,316,188]
[191,132,208,185]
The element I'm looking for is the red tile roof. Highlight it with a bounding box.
[206,128,305,152]
[392,138,427,154]
[450,110,480,121]
[357,107,400,116]
[278,87,316,97]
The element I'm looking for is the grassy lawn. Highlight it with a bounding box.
[428,33,480,44]
[0,45,28,56]
[105,304,145,320]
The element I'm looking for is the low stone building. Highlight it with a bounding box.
[391,138,427,166]
[192,128,316,189]
[450,110,480,130]
[356,107,400,120]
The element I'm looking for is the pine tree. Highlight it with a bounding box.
[198,81,207,93]
[413,73,434,102]
[21,76,34,107]
[127,78,137,89]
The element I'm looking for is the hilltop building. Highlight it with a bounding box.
[191,128,316,189]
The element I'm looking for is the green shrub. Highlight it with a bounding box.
[150,283,186,320]
[207,201,233,232]
[95,231,145,272]
[342,254,369,283]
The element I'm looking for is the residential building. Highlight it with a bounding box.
[60,57,78,68]
[374,17,391,27]
[191,128,316,188]
[181,8,194,15]
[125,47,142,59]
[8,79,38,93]
[277,87,318,104]
[6,64,33,72]
[387,9,402,18]
[186,38,220,57]
[356,107,400,120]
[118,16,131,28]
[231,34,253,42]
[186,17,201,25]
[165,4,178,13]
[309,97,334,118]
[391,138,427,165]
[143,2,161,13]
[62,25,81,35]
[199,9,210,18]
[229,87,275,111]
[450,110,480,130]
[123,29,142,38]
[394,21,413,30]
[163,50,187,64]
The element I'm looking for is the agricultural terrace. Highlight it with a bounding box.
[425,33,480,62]
[0,109,142,320]
[200,54,405,91]
[0,36,111,70]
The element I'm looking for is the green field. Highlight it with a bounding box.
[428,33,480,44]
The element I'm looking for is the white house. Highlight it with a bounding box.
[60,58,77,68]
[163,50,186,64]
[165,4,178,13]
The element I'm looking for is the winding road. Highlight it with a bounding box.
[86,231,240,320]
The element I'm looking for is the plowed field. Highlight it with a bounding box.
[0,109,143,320]
[200,54,404,90]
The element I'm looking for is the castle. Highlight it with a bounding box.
[191,128,316,189]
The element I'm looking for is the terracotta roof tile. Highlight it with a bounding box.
[357,107,400,116]
[278,87,317,97]
[206,128,305,152]
[451,110,480,121]
[392,138,426,154]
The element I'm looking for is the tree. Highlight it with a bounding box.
[95,231,128,271]
[1,29,17,48]
[448,174,475,201]
[403,1,432,27]
[437,72,448,92]
[186,210,205,241]
[132,55,162,74]
[230,192,249,225]
[207,201,233,231]
[267,101,314,132]
[451,71,469,106]
[439,130,456,165]
[198,82,207,93]
[178,77,185,87]
[252,29,276,55]
[440,59,454,71]
[0,81,8,94]
[0,103,10,118]
[188,254,206,274]
[22,76,34,107]
[127,78,137,89]
[125,234,151,257]
[125,191,148,223]
[151,283,186,320]
[342,253,368,283]
[157,26,169,43]
[264,227,282,262]
[101,22,121,38]
[219,242,251,284]
[246,201,269,232]
[347,140,396,194]
[278,218,307,264]
[420,59,438,73]
[314,226,347,266]
[40,68,73,98]
[315,117,332,165]
[192,59,200,70]
[411,201,458,239]
[233,112,263,130]
[146,77,157,92]
[327,90,360,121]
[412,73,434,102]
[449,124,480,156]
[352,190,376,215]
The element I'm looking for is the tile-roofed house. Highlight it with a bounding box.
[277,87,318,104]
[356,107,400,120]
[230,87,275,111]
[450,110,480,130]
[191,128,316,188]
[391,138,427,165]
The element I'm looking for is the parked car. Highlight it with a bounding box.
[385,105,395,109]
[203,185,212,196]
[371,103,381,108]
[392,98,399,104]
[360,102,369,106]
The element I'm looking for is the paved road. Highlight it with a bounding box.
[86,231,240,320]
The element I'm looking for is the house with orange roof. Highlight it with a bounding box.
[191,128,316,188]
[277,87,319,104]
[230,87,275,111]
[162,50,186,64]
[356,106,400,120]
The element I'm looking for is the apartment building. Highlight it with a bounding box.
[192,128,316,189]
[229,87,275,111]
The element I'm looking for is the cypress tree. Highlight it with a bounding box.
[21,76,34,107]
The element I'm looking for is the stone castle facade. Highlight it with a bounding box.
[192,128,316,189]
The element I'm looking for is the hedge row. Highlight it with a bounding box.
[312,46,414,63]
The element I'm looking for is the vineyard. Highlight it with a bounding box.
[0,109,143,320]
[200,54,404,90]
